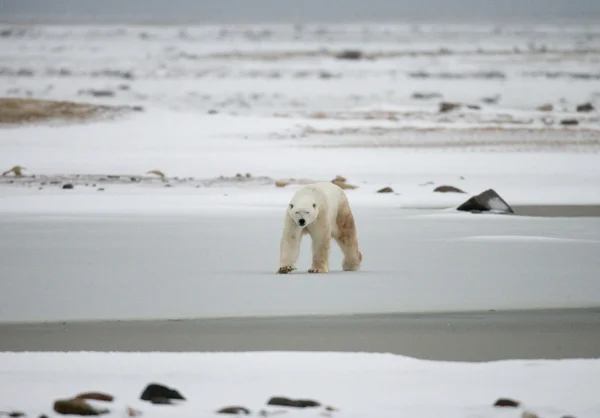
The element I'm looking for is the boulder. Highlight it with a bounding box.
[456,189,514,214]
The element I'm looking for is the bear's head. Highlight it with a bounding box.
[287,195,318,228]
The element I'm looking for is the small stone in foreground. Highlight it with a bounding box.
[53,398,109,416]
[493,398,520,407]
[377,187,394,193]
[62,183,74,189]
[434,185,465,193]
[217,406,251,415]
[75,392,113,402]
[522,411,539,418]
[140,383,185,403]
[7,412,26,417]
[267,396,321,408]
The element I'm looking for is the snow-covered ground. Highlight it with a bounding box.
[1,351,599,418]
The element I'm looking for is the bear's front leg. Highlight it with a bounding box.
[277,218,302,274]
[308,226,331,274]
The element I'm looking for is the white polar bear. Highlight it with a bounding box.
[277,181,363,274]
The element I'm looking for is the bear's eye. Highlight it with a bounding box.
[289,204,294,209]
[313,203,317,208]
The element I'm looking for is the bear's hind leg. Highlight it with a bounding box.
[335,204,362,271]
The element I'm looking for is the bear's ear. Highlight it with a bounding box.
[289,203,294,209]
[313,203,317,208]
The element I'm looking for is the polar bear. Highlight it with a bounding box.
[277,181,363,274]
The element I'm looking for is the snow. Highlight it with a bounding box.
[0,351,599,418]
[1,208,599,323]
[1,21,600,323]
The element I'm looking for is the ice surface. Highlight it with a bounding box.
[1,209,599,323]
[0,351,599,418]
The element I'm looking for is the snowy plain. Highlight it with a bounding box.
[1,20,600,418]
[1,351,600,418]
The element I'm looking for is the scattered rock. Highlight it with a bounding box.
[75,392,114,402]
[434,185,465,193]
[332,179,358,190]
[217,406,251,415]
[78,89,115,98]
[2,165,26,177]
[576,102,595,112]
[466,104,481,110]
[6,412,25,417]
[53,398,109,416]
[537,103,553,111]
[146,170,167,181]
[245,173,252,178]
[411,92,442,100]
[62,183,74,189]
[377,187,394,193]
[267,397,321,408]
[132,106,144,112]
[522,412,539,418]
[560,118,579,126]
[493,398,520,407]
[335,50,363,60]
[439,102,461,112]
[164,183,173,188]
[481,95,501,104]
[140,383,185,404]
[457,189,514,214]
[208,109,219,114]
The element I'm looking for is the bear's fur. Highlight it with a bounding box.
[277,181,363,274]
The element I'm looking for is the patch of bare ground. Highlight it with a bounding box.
[0,98,142,126]
[296,124,600,151]
[193,47,600,62]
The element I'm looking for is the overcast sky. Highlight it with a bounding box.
[1,0,599,24]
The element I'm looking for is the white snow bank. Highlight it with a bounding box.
[1,109,600,212]
[0,351,598,418]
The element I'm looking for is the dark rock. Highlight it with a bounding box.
[75,392,113,402]
[439,102,461,112]
[97,188,105,191]
[79,89,115,98]
[132,106,144,112]
[62,183,74,189]
[39,415,48,418]
[457,189,514,214]
[493,398,520,407]
[53,398,109,415]
[149,397,172,405]
[217,406,251,415]
[335,50,363,60]
[537,103,553,111]
[434,185,465,193]
[140,383,185,403]
[411,92,443,100]
[466,104,481,110]
[560,118,579,126]
[267,397,321,408]
[576,102,595,112]
[377,187,394,193]
[7,412,26,417]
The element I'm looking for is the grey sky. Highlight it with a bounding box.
[1,0,599,24]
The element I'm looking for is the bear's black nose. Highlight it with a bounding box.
[298,218,306,226]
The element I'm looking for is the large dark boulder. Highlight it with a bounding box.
[456,189,514,214]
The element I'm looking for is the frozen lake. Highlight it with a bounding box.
[1,207,599,323]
